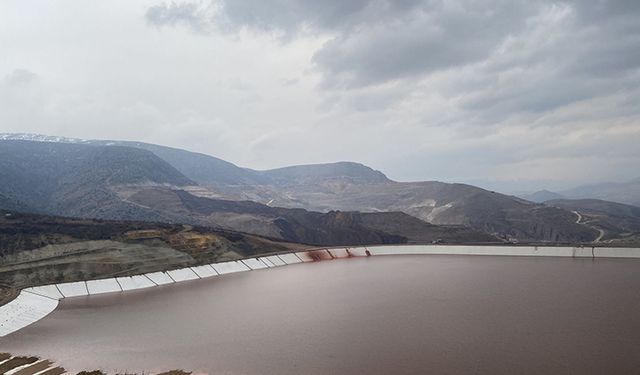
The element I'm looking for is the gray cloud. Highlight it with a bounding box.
[146,1,214,33]
[313,1,541,88]
[146,1,640,96]
[445,1,640,125]
[4,69,37,86]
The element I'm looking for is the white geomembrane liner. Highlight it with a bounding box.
[24,285,63,300]
[166,268,200,282]
[328,248,350,258]
[56,281,88,298]
[572,247,595,258]
[211,261,251,275]
[295,251,314,262]
[117,275,156,291]
[191,265,218,278]
[595,247,640,258]
[145,272,175,285]
[345,247,371,257]
[6,359,49,375]
[366,245,602,258]
[259,257,276,267]
[86,278,122,295]
[278,253,303,264]
[265,255,286,266]
[296,250,333,262]
[242,258,268,270]
[0,291,58,337]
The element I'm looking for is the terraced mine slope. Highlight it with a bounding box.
[0,210,304,296]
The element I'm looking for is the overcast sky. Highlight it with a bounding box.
[1,0,639,192]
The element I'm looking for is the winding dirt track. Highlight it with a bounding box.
[572,210,605,242]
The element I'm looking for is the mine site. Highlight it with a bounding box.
[2,1,640,374]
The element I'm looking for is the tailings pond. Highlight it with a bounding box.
[2,255,640,374]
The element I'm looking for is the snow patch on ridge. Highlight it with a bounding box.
[0,133,91,144]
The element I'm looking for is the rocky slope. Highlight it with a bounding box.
[0,209,303,291]
[216,180,598,243]
[122,188,497,245]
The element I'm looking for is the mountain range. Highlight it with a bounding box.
[0,136,493,246]
[2,133,638,245]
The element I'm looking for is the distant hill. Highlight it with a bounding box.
[0,140,193,220]
[546,198,640,218]
[521,190,565,203]
[545,199,640,244]
[111,140,268,186]
[261,162,390,185]
[559,178,640,207]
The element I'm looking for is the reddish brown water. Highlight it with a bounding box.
[2,255,640,374]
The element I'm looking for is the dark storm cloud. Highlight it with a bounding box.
[311,0,640,94]
[312,1,542,88]
[146,1,640,92]
[451,0,640,123]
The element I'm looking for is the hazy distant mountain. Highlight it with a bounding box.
[545,199,640,244]
[558,178,640,207]
[0,133,265,186]
[112,141,268,186]
[521,190,565,203]
[0,140,192,220]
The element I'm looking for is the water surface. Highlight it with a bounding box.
[2,255,640,374]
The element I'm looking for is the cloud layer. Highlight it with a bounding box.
[1,0,639,192]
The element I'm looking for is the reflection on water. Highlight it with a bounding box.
[2,255,640,374]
